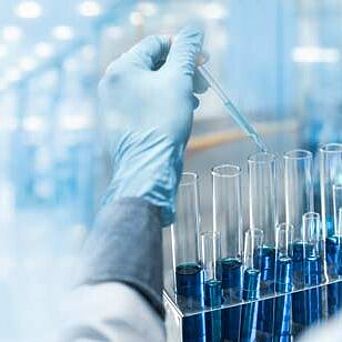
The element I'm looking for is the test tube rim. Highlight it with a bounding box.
[200,230,221,241]
[303,211,321,221]
[179,172,198,187]
[200,231,221,256]
[275,222,294,252]
[243,228,264,267]
[319,143,342,154]
[333,184,342,210]
[247,151,278,164]
[333,183,342,191]
[200,232,221,258]
[276,222,295,231]
[284,149,313,160]
[244,228,264,244]
[211,163,241,178]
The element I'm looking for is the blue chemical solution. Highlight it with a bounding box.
[204,279,222,342]
[304,255,323,326]
[176,263,205,342]
[326,236,341,277]
[326,217,335,240]
[326,235,342,316]
[183,315,206,342]
[256,246,275,284]
[256,246,275,341]
[220,258,243,342]
[291,241,305,335]
[240,268,261,342]
[292,241,305,287]
[274,257,293,342]
[328,281,342,317]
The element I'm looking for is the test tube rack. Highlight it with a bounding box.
[163,277,342,342]
[164,144,342,342]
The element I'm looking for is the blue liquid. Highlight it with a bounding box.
[292,241,305,287]
[275,257,293,294]
[328,281,342,317]
[176,263,204,306]
[304,256,323,326]
[240,268,261,342]
[257,298,274,342]
[274,257,293,342]
[220,258,243,342]
[176,263,205,341]
[291,241,305,335]
[325,212,342,317]
[256,246,275,341]
[326,236,342,316]
[326,236,341,277]
[274,294,292,342]
[204,280,222,342]
[326,217,335,240]
[256,246,275,284]
[183,315,206,342]
[221,258,243,301]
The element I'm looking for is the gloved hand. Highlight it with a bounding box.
[99,25,207,226]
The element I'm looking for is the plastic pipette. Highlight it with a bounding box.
[198,64,269,152]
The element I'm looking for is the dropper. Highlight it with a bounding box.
[197,63,269,153]
[167,35,269,152]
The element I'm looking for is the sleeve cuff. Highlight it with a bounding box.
[78,198,165,319]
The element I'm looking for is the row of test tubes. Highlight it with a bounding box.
[169,143,342,342]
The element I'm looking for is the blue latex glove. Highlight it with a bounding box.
[99,26,207,227]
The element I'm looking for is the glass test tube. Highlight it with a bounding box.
[274,223,294,341]
[248,152,279,282]
[320,144,342,317]
[337,208,342,238]
[171,172,202,297]
[212,164,243,342]
[337,207,342,276]
[328,184,342,315]
[240,229,263,342]
[333,184,342,235]
[275,223,294,292]
[320,143,342,239]
[303,212,324,326]
[170,172,205,341]
[284,150,314,246]
[337,207,342,277]
[201,231,222,342]
[333,184,342,275]
[248,152,279,338]
[284,150,314,335]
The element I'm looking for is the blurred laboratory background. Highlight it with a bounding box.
[0,0,341,340]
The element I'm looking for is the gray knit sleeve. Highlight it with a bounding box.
[79,198,164,318]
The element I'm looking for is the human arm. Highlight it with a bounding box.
[61,199,165,341]
[60,26,206,341]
